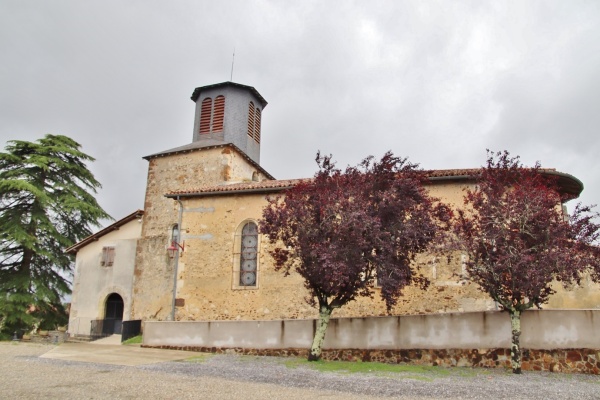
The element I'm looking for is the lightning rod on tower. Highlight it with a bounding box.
[230,48,235,81]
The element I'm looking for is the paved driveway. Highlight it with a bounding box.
[2,342,599,399]
[40,342,193,366]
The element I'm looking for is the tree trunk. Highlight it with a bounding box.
[509,309,522,374]
[308,305,333,361]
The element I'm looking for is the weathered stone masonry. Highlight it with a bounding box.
[143,345,600,375]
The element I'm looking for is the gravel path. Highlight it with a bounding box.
[2,342,599,399]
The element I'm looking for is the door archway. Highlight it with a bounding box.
[105,293,124,334]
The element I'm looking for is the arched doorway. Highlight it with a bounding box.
[105,293,124,334]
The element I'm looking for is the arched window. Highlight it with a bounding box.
[247,101,255,138]
[213,95,225,132]
[233,221,259,288]
[199,98,212,134]
[254,107,261,143]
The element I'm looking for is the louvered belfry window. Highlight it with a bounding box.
[199,95,226,134]
[213,95,225,132]
[239,222,258,286]
[254,108,261,143]
[199,98,212,134]
[247,102,255,138]
[247,102,261,144]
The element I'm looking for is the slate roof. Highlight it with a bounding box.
[190,81,268,108]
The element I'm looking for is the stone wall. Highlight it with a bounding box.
[22,330,69,344]
[143,346,600,375]
[133,147,271,321]
[132,149,599,324]
[135,171,600,323]
[158,182,497,323]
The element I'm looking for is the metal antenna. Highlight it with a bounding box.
[230,48,235,81]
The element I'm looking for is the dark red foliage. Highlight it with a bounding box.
[261,151,450,312]
[454,150,600,312]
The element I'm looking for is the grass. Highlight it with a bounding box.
[184,354,213,363]
[122,335,142,345]
[283,358,454,379]
[179,352,491,380]
[181,353,456,380]
[282,357,500,381]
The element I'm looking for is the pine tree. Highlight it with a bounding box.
[0,134,111,337]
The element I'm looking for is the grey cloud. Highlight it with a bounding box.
[1,0,599,221]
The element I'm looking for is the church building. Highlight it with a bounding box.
[66,82,598,337]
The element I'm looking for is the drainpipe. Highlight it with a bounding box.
[170,196,183,321]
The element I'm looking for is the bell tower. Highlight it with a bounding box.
[190,82,267,164]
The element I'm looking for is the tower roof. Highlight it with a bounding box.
[190,81,268,108]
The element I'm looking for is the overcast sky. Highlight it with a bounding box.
[1,0,599,227]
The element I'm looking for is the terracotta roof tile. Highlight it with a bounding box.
[166,178,308,198]
[425,169,480,178]
[165,168,582,199]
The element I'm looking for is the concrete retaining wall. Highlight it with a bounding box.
[144,309,600,350]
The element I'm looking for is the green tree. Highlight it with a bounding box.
[0,134,111,338]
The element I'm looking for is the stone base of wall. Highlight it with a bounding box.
[21,330,69,344]
[143,345,600,375]
[322,348,600,375]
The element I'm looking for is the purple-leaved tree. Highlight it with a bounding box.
[261,152,451,361]
[454,151,600,374]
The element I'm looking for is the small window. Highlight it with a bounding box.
[562,204,570,222]
[101,246,115,267]
[374,266,383,288]
[460,254,468,279]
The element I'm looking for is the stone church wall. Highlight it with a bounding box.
[133,155,599,323]
[167,182,497,323]
[133,147,271,321]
